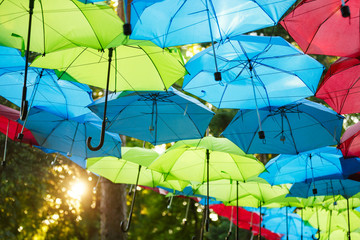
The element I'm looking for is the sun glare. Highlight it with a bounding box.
[68,181,86,200]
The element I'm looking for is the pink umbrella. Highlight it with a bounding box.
[316,57,360,114]
[281,0,360,57]
[338,121,360,158]
[0,104,38,166]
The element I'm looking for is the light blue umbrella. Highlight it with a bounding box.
[222,99,343,154]
[182,35,324,109]
[262,212,318,240]
[130,0,296,48]
[88,87,214,145]
[288,179,360,199]
[0,68,93,119]
[0,46,25,76]
[20,107,122,159]
[260,147,360,185]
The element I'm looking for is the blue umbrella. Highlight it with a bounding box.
[20,107,122,159]
[0,46,25,76]
[262,212,318,240]
[0,68,93,119]
[287,179,360,199]
[260,147,360,185]
[222,99,343,154]
[88,87,214,145]
[130,0,296,48]
[182,35,324,110]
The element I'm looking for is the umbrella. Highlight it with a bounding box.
[0,68,93,119]
[31,41,187,150]
[193,178,291,239]
[222,99,343,154]
[210,204,283,240]
[20,107,122,159]
[130,0,296,80]
[0,104,38,166]
[281,0,360,57]
[130,0,297,48]
[259,147,360,185]
[149,136,265,232]
[287,179,360,199]
[87,147,188,232]
[262,212,318,240]
[338,120,360,158]
[182,35,324,121]
[0,46,25,76]
[88,87,214,145]
[315,57,360,115]
[0,0,126,120]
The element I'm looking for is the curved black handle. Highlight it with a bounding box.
[120,219,131,232]
[86,120,106,151]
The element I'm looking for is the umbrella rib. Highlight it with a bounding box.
[283,113,299,154]
[338,75,360,113]
[71,1,104,50]
[137,46,168,90]
[37,119,64,146]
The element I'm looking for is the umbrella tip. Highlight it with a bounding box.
[123,23,132,36]
[341,5,350,18]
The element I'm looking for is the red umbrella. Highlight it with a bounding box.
[210,204,282,240]
[338,121,360,158]
[281,0,360,57]
[0,104,38,145]
[315,57,360,114]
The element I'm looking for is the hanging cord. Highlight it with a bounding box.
[309,154,317,195]
[316,207,321,240]
[93,176,101,194]
[347,198,351,240]
[2,121,10,167]
[301,208,303,240]
[286,207,289,240]
[251,73,264,141]
[50,152,60,166]
[205,0,221,81]
[328,210,332,240]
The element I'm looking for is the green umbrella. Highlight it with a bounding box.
[148,136,265,232]
[87,147,188,232]
[0,0,126,120]
[321,228,360,240]
[32,40,186,150]
[192,177,290,239]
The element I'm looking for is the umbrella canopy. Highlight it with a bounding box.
[0,68,93,119]
[129,0,296,48]
[182,35,324,109]
[148,136,264,183]
[262,213,318,240]
[86,147,187,190]
[338,121,360,158]
[322,228,360,240]
[259,147,360,185]
[0,104,37,145]
[0,46,25,76]
[31,42,186,92]
[316,57,360,115]
[222,99,343,154]
[288,179,360,199]
[20,107,122,159]
[0,0,125,54]
[88,87,214,145]
[193,178,291,208]
[281,0,360,57]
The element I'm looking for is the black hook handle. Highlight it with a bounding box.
[120,165,141,232]
[86,48,113,152]
[86,120,106,151]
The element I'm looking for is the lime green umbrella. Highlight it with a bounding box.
[32,40,186,150]
[320,228,360,240]
[192,177,290,239]
[148,136,265,231]
[0,0,126,120]
[87,147,188,232]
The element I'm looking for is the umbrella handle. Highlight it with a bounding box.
[120,165,141,232]
[86,120,106,151]
[225,230,232,240]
